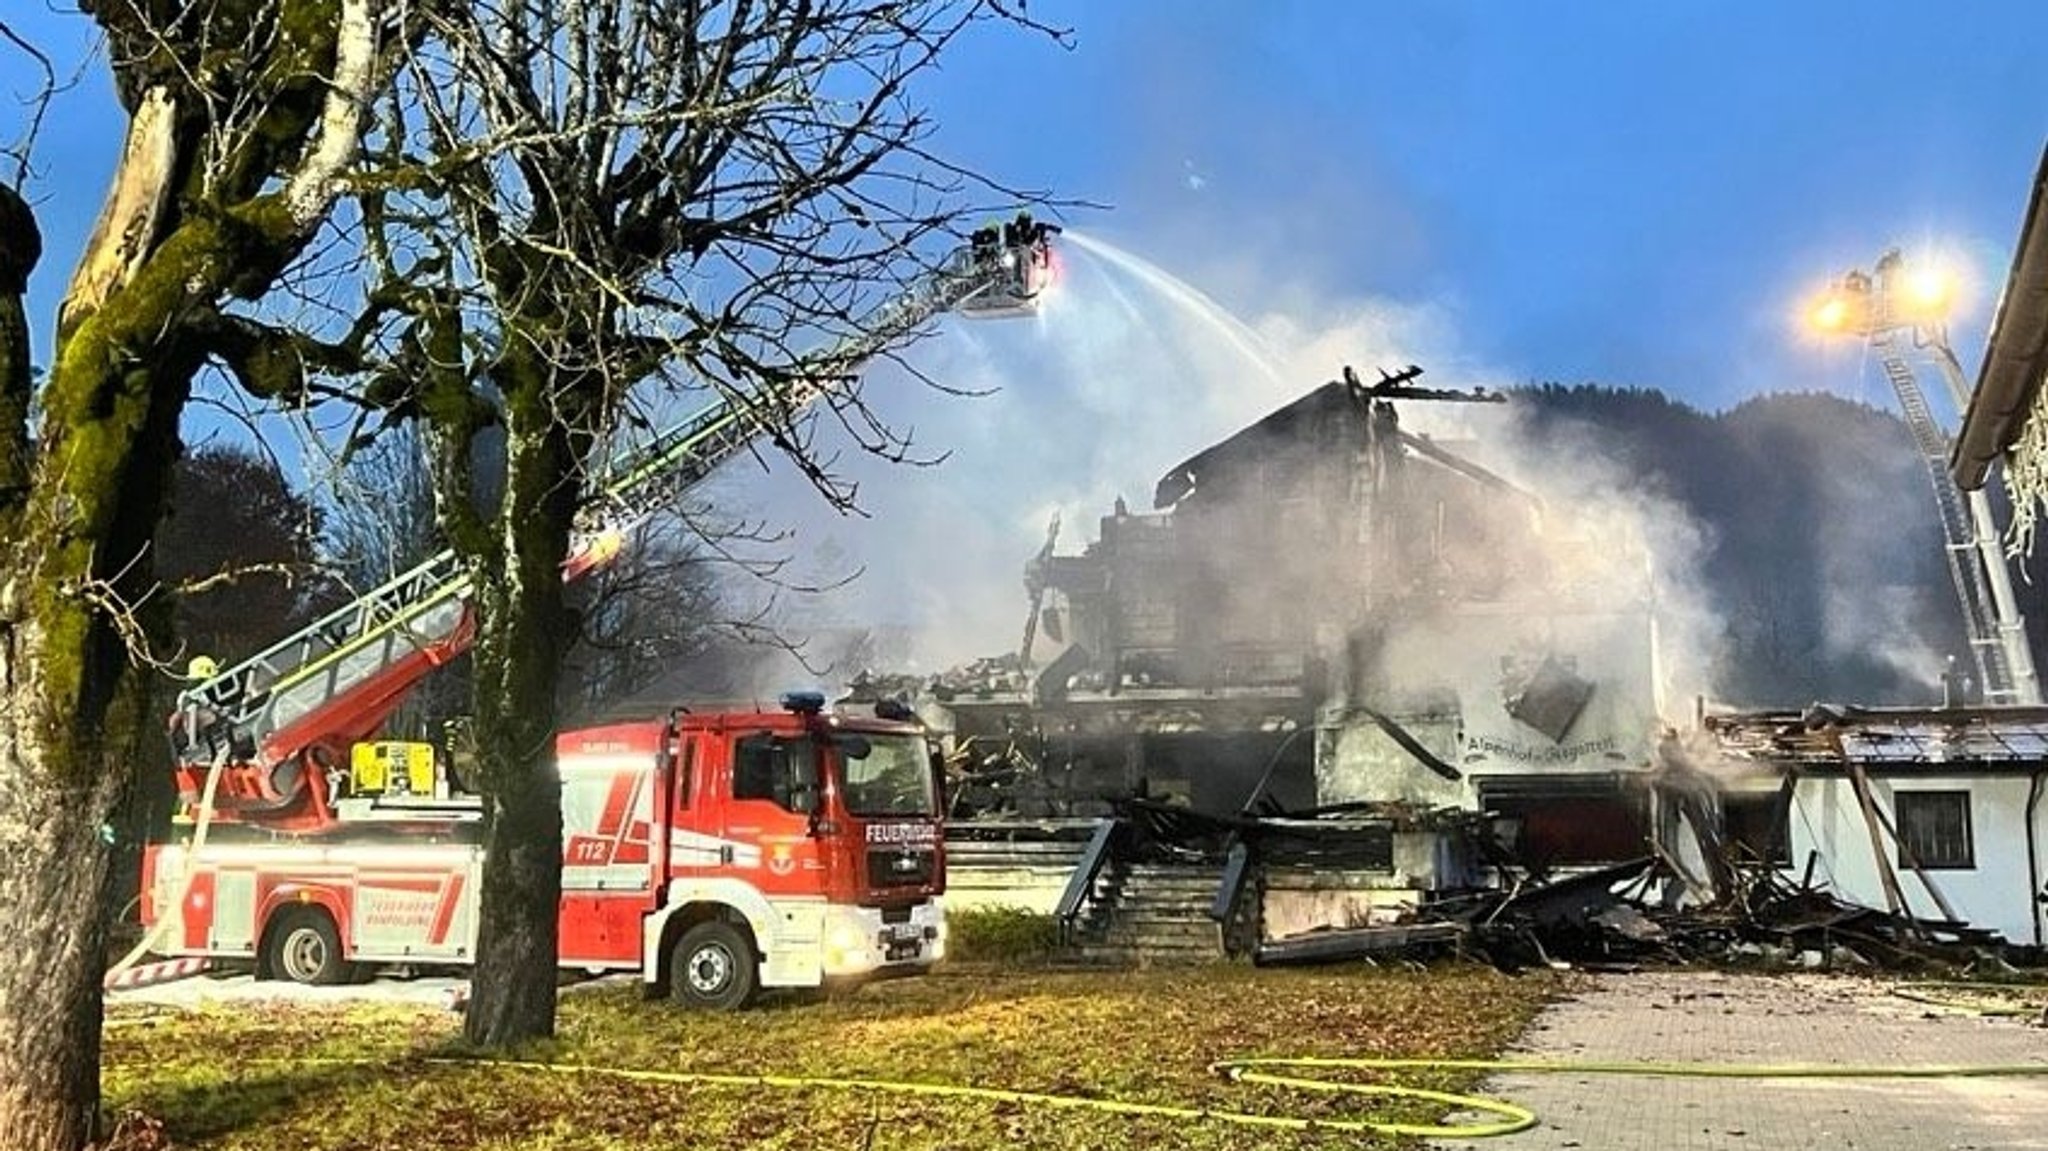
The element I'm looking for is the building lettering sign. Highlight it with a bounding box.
[1465,735,1621,765]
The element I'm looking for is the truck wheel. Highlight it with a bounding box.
[670,921,757,1010]
[265,909,354,986]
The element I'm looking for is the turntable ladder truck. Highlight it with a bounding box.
[139,221,1058,1007]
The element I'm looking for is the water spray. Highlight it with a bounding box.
[1061,230,1287,385]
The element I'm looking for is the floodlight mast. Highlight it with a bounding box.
[1809,249,2041,705]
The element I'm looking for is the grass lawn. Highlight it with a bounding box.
[101,961,1558,1150]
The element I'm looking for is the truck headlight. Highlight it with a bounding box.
[826,922,868,957]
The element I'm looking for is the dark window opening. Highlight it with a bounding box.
[1479,779,1648,867]
[733,734,818,814]
[1895,790,1974,870]
[1722,792,1790,865]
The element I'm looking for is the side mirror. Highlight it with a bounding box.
[836,734,872,760]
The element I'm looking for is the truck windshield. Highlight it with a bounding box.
[837,733,936,817]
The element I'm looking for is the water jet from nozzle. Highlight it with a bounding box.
[1062,230,1287,385]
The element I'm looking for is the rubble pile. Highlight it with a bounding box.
[1109,798,2030,974]
[1439,855,2013,973]
[1245,855,2030,974]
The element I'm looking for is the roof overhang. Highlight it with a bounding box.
[1953,142,2048,491]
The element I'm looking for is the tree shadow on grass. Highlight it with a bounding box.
[109,1049,449,1145]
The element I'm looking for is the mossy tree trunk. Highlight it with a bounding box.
[436,346,588,1046]
[0,4,394,1146]
[407,265,594,1046]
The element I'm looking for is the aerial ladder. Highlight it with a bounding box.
[169,218,1060,832]
[1814,249,2041,705]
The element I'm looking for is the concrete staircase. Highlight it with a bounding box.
[1068,861,1228,965]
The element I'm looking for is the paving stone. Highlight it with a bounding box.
[1432,970,2048,1151]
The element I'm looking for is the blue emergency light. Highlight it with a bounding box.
[780,691,827,715]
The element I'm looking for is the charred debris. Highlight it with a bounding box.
[1003,779,2017,975]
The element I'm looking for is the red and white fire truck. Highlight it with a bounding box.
[137,219,1057,1007]
[144,693,948,1007]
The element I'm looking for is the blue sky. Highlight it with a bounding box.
[10,3,2046,409]
[907,1,2048,412]
[6,3,2048,669]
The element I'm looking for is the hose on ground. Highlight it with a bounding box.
[158,1052,2048,1142]
[425,1056,1545,1140]
[1889,980,2048,1018]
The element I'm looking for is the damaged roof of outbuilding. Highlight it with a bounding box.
[1953,142,2048,491]
[1708,703,2048,766]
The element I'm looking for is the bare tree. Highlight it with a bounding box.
[326,420,442,590]
[340,0,1060,1045]
[560,518,725,719]
[0,4,401,1146]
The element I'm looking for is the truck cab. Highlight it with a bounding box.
[569,692,947,1008]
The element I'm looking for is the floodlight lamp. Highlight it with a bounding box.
[1809,294,1852,333]
[1904,264,1955,317]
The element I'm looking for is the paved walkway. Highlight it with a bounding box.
[1435,970,2048,1151]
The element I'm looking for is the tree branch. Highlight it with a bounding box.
[0,19,59,190]
[286,0,385,229]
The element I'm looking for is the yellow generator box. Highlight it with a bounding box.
[351,740,439,797]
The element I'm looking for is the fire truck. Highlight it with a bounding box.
[138,218,1058,1008]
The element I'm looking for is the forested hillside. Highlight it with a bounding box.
[1512,384,2042,706]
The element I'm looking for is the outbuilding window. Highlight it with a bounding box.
[1894,790,1974,870]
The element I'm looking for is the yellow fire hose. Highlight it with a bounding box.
[142,1051,2048,1142]
[463,1054,2048,1140]
[1889,980,2048,1018]
[104,748,229,983]
[455,1056,1539,1140]
[183,1054,1536,1139]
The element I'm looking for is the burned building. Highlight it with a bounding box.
[940,365,1673,872]
[930,363,2048,964]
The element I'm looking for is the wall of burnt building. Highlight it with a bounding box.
[946,377,1663,854]
[1035,381,1537,701]
[941,709,1316,821]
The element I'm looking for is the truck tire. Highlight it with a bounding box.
[265,908,354,986]
[670,921,758,1011]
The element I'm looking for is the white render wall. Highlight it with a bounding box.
[1787,773,2047,946]
[1316,713,1469,808]
[1317,603,1662,807]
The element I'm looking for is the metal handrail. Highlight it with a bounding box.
[1053,818,1122,944]
[1210,838,1257,959]
[1209,838,1254,924]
